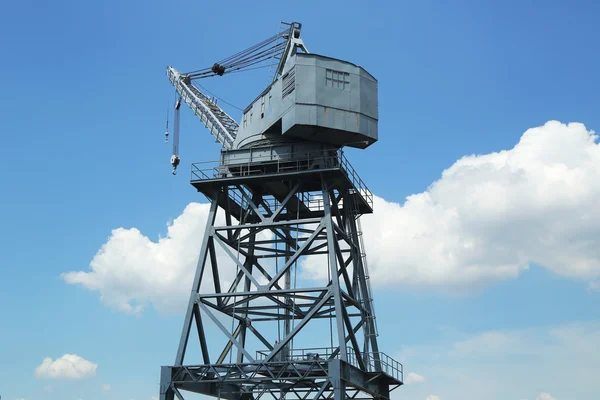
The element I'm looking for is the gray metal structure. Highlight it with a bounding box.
[160,22,402,400]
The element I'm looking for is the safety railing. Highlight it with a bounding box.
[347,349,403,382]
[190,149,373,210]
[256,347,338,362]
[298,192,326,212]
[254,347,402,382]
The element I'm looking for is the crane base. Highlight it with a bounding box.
[160,358,402,400]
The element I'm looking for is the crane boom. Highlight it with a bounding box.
[164,21,306,160]
[166,66,238,150]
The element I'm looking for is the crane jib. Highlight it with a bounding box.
[166,67,238,150]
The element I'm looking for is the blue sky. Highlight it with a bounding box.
[1,1,600,400]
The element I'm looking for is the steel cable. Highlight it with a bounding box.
[185,34,286,80]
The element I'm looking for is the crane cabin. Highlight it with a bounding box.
[165,21,379,175]
[234,53,378,150]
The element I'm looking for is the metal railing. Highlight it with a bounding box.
[256,347,337,362]
[190,149,373,210]
[347,349,403,382]
[254,347,402,382]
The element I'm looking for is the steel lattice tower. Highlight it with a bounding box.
[160,21,403,400]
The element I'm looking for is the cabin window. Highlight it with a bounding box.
[326,69,350,90]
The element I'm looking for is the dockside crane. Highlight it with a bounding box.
[160,21,403,400]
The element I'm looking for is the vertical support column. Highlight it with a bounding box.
[322,179,347,362]
[329,359,346,400]
[237,227,256,364]
[282,180,297,362]
[175,193,219,366]
[284,240,291,361]
[345,192,382,372]
[159,366,175,400]
[238,191,262,363]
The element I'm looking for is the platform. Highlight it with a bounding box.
[189,148,374,222]
[161,350,402,400]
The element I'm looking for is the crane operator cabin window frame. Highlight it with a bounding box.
[326,68,350,90]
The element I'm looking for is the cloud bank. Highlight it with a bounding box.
[358,120,600,289]
[63,203,217,313]
[34,354,97,380]
[63,121,600,313]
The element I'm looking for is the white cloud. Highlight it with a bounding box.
[425,396,440,400]
[62,203,210,313]
[34,354,97,380]
[358,120,600,289]
[405,372,426,384]
[62,203,254,314]
[537,393,558,400]
[64,121,600,313]
[397,322,600,400]
[102,384,111,392]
